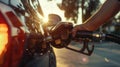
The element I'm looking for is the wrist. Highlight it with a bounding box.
[82,23,98,31]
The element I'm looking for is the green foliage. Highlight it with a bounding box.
[59,0,100,23]
[81,0,100,22]
[59,0,79,23]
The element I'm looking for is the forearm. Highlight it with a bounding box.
[84,0,120,31]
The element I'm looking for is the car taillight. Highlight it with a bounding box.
[0,11,10,56]
[0,24,8,54]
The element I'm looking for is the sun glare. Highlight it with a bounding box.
[39,0,65,22]
[39,0,105,24]
[0,24,8,55]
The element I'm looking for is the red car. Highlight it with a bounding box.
[0,0,56,67]
[0,1,25,67]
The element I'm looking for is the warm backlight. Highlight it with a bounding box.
[0,23,8,55]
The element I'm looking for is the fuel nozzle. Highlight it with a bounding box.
[49,22,73,48]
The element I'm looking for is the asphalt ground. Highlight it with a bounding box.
[54,42,120,67]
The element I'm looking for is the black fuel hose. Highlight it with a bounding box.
[105,34,120,44]
[75,31,120,45]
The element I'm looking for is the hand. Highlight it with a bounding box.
[72,24,90,37]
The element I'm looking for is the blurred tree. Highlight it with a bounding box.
[81,0,100,22]
[114,13,120,23]
[58,0,100,23]
[58,0,79,23]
